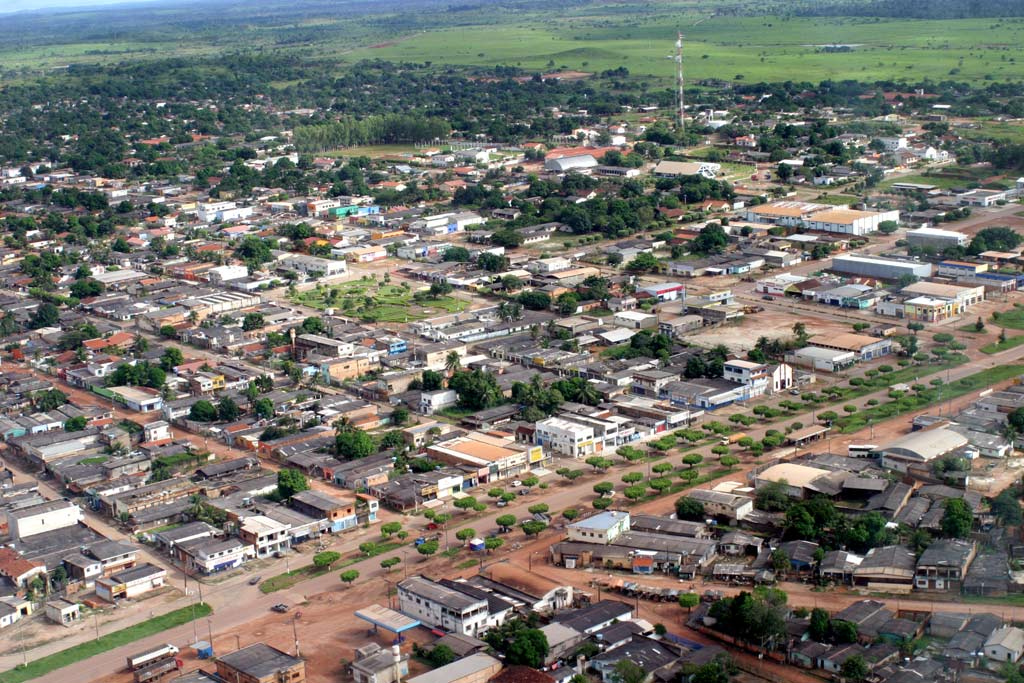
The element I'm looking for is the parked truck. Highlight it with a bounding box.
[719,432,747,445]
[126,644,179,672]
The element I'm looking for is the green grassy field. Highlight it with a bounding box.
[834,364,1024,433]
[290,280,467,322]
[0,604,212,683]
[992,307,1024,330]
[338,14,1024,84]
[982,336,1024,354]
[4,4,1024,84]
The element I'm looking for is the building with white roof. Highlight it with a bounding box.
[879,427,969,473]
[567,510,631,545]
[906,227,968,250]
[535,417,596,459]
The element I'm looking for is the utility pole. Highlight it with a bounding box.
[676,32,685,133]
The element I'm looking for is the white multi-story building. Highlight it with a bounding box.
[535,417,597,459]
[206,265,250,284]
[238,515,291,557]
[276,253,348,278]
[567,510,630,545]
[197,201,253,223]
[722,359,793,397]
[179,537,255,575]
[398,576,509,636]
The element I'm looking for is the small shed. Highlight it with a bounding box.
[44,598,80,626]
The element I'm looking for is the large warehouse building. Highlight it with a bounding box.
[829,253,933,280]
[743,202,900,237]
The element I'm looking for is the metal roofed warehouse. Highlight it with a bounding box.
[880,427,970,473]
[830,253,933,280]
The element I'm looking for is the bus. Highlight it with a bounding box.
[847,444,878,459]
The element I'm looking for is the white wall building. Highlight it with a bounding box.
[197,201,253,223]
[398,576,505,636]
[535,417,596,459]
[8,500,83,540]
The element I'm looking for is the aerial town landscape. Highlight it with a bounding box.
[3,1,1024,683]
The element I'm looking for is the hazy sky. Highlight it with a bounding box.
[3,0,165,12]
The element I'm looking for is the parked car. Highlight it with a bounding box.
[426,522,440,530]
[496,500,508,507]
[248,576,262,586]
[512,480,523,487]
[272,604,289,613]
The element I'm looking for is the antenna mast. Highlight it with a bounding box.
[676,32,685,132]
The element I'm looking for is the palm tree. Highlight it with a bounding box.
[445,351,461,374]
[334,416,353,434]
[578,381,601,406]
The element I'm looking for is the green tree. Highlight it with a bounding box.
[64,416,87,432]
[991,488,1023,526]
[218,397,240,421]
[189,400,218,422]
[242,312,265,331]
[521,520,547,536]
[381,557,401,572]
[336,428,375,459]
[682,453,703,469]
[381,522,402,537]
[593,482,614,496]
[277,468,309,499]
[339,569,360,586]
[29,302,60,329]
[941,497,973,538]
[416,539,439,557]
[505,628,549,668]
[253,398,274,420]
[484,537,504,552]
[675,497,705,520]
[496,514,516,532]
[313,551,341,568]
[425,644,456,667]
[809,607,831,642]
[448,369,502,410]
[612,660,647,683]
[840,654,868,682]
[34,389,68,411]
[678,592,699,612]
[771,548,790,575]
[832,620,858,644]
[160,346,184,371]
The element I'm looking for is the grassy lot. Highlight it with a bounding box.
[0,604,212,683]
[290,279,467,322]
[260,542,402,593]
[992,307,1024,330]
[318,145,422,158]
[833,364,1024,433]
[259,564,332,594]
[959,121,1024,145]
[981,336,1024,354]
[878,173,974,191]
[814,194,860,206]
